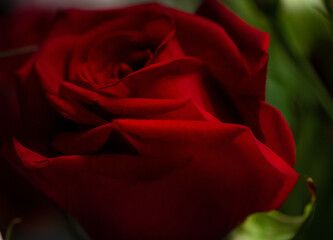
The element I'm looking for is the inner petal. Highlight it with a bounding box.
[113,62,133,79]
[68,13,179,91]
[85,31,154,86]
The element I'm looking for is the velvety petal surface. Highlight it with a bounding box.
[166,0,295,166]
[0,2,299,240]
[2,120,298,240]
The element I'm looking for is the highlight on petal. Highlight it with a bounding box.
[60,81,207,121]
[122,57,219,113]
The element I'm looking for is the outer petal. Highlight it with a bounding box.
[195,0,295,166]
[168,1,295,166]
[197,0,270,81]
[168,4,247,96]
[16,58,65,139]
[2,120,298,240]
[237,98,296,167]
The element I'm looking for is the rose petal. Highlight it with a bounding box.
[3,120,298,240]
[16,58,63,138]
[197,0,269,77]
[60,81,207,121]
[238,98,296,167]
[12,138,49,169]
[112,118,298,211]
[122,57,229,118]
[168,2,295,166]
[144,14,186,65]
[52,123,113,155]
[35,36,78,95]
[46,93,107,125]
[168,5,248,95]
[67,12,181,89]
[195,0,269,100]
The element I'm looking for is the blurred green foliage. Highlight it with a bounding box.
[253,0,280,16]
[221,0,333,239]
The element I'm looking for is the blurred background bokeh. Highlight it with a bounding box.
[1,0,332,239]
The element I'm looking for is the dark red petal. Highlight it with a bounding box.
[35,36,77,95]
[113,119,298,212]
[238,98,296,167]
[46,93,107,125]
[168,6,247,95]
[122,57,222,116]
[60,81,207,121]
[69,30,146,88]
[67,11,181,88]
[197,0,270,79]
[3,120,298,240]
[144,15,185,65]
[12,138,49,169]
[167,1,268,98]
[169,2,295,166]
[52,123,113,155]
[34,36,106,124]
[16,58,63,139]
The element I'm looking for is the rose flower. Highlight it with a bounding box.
[0,0,298,239]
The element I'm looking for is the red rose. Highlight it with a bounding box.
[0,0,298,239]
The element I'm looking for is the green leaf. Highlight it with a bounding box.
[224,177,316,240]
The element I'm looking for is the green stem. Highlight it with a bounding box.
[0,45,38,59]
[270,16,333,123]
[5,218,21,240]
